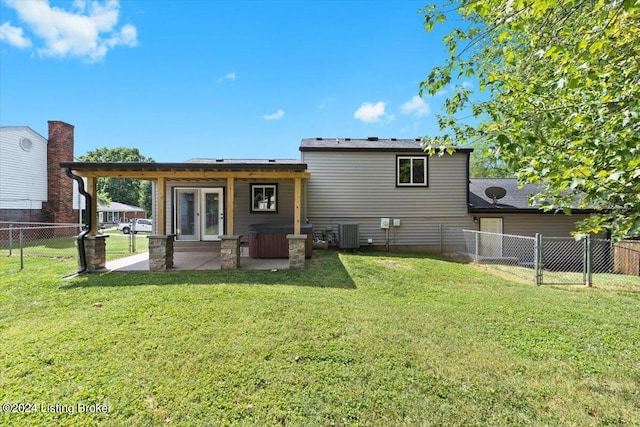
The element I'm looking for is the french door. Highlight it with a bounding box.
[175,188,224,241]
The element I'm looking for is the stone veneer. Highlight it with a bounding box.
[220,235,242,269]
[147,235,175,271]
[287,234,307,269]
[84,235,107,272]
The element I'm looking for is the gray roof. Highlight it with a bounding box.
[469,178,595,213]
[186,158,301,165]
[98,201,145,212]
[469,178,542,211]
[300,137,473,152]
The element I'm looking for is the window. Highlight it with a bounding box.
[397,156,428,186]
[251,184,277,212]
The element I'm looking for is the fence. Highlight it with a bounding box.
[0,222,82,270]
[441,227,640,286]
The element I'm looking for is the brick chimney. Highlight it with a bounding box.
[44,121,76,226]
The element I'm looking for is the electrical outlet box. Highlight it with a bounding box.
[393,218,401,227]
[380,218,390,229]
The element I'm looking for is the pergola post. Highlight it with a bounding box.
[156,177,166,235]
[226,177,235,235]
[294,176,302,235]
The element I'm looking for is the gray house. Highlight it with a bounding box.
[301,137,476,251]
[301,137,595,252]
[62,135,598,270]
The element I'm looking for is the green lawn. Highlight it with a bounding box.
[1,251,639,426]
[0,231,149,271]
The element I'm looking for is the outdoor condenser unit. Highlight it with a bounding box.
[338,222,360,249]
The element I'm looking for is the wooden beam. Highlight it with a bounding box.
[156,177,166,235]
[294,177,302,234]
[71,170,311,180]
[87,176,98,236]
[226,177,235,235]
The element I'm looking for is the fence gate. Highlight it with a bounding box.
[540,236,590,285]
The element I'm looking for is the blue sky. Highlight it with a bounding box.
[0,0,460,162]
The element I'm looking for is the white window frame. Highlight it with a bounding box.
[396,156,428,187]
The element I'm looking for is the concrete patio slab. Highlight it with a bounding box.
[105,252,290,272]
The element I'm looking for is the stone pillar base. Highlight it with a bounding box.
[287,234,307,269]
[84,235,108,272]
[220,235,242,269]
[147,235,175,271]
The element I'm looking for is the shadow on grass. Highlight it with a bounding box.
[60,250,356,290]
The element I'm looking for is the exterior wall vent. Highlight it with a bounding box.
[338,222,360,249]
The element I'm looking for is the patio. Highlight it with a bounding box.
[105,251,290,272]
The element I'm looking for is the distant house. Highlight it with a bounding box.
[98,201,146,224]
[0,121,83,225]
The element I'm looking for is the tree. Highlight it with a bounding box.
[79,147,154,216]
[469,138,514,178]
[419,0,640,239]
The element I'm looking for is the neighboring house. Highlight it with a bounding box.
[0,121,82,225]
[98,201,146,224]
[468,178,598,238]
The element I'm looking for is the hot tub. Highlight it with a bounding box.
[248,223,313,258]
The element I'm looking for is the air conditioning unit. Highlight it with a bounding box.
[339,222,360,249]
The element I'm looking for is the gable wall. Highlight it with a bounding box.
[302,149,476,248]
[0,127,48,211]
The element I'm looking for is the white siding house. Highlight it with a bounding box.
[0,126,48,211]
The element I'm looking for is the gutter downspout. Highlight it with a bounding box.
[65,168,91,273]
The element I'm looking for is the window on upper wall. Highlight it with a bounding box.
[251,184,278,213]
[397,156,428,186]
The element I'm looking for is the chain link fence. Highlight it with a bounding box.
[441,227,640,287]
[0,222,82,270]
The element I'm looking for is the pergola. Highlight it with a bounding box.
[61,161,311,270]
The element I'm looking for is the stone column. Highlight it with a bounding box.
[287,234,307,269]
[147,235,175,271]
[84,235,107,272]
[220,235,242,270]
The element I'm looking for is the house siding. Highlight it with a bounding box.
[302,150,474,249]
[164,179,296,239]
[478,213,593,237]
[0,127,48,211]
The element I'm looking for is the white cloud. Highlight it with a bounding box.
[400,95,430,117]
[353,101,386,123]
[318,96,334,110]
[263,109,285,120]
[217,72,237,83]
[1,0,138,62]
[0,22,32,48]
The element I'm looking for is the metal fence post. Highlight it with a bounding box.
[19,229,24,270]
[475,231,479,261]
[8,224,13,256]
[585,234,592,287]
[534,233,542,285]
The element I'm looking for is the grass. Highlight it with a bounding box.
[1,251,639,426]
[0,231,149,271]
[478,263,640,287]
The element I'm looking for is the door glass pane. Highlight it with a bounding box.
[204,192,219,235]
[179,192,196,236]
